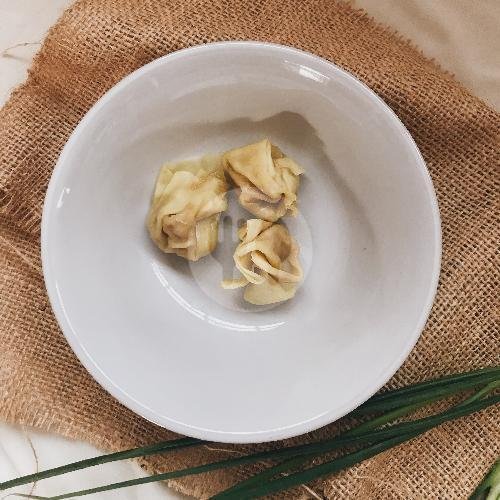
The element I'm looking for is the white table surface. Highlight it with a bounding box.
[1,1,498,499]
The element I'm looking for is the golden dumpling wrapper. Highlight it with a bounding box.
[222,219,303,305]
[147,154,228,261]
[223,139,304,222]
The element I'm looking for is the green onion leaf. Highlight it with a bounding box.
[227,396,500,499]
[0,437,200,490]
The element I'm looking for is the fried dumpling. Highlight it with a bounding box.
[222,219,303,305]
[223,139,303,222]
[147,154,228,261]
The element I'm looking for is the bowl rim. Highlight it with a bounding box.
[41,41,442,443]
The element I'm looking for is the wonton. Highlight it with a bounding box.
[147,154,228,261]
[223,139,303,222]
[222,219,303,305]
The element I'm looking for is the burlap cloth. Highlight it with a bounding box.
[0,0,498,498]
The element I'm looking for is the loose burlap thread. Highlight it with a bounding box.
[0,0,499,498]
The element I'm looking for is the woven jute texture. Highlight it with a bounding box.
[1,0,499,498]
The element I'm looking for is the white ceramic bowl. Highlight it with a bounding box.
[42,42,441,443]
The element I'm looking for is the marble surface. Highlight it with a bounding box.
[0,424,184,499]
[1,1,498,498]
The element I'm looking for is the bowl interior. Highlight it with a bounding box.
[42,43,440,442]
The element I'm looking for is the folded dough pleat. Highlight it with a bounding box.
[147,154,228,261]
[223,139,303,222]
[222,219,303,305]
